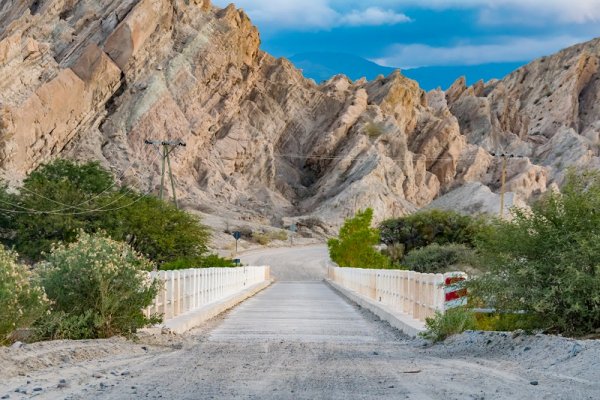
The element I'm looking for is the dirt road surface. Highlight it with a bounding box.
[1,246,599,399]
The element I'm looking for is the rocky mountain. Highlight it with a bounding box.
[1,0,599,232]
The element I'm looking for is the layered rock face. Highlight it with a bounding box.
[1,0,599,229]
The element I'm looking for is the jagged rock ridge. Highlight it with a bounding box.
[1,0,599,229]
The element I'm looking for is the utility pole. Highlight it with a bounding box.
[490,152,524,218]
[145,139,186,208]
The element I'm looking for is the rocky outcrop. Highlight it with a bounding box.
[1,0,599,229]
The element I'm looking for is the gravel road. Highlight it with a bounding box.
[1,246,599,399]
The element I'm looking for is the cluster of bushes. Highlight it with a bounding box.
[0,159,238,344]
[1,232,159,343]
[379,209,483,274]
[0,159,230,269]
[330,171,600,338]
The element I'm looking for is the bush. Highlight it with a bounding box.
[403,243,476,274]
[470,170,600,336]
[420,308,477,342]
[0,247,47,345]
[37,232,160,340]
[380,209,483,253]
[328,208,391,269]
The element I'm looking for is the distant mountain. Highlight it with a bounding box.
[290,52,525,91]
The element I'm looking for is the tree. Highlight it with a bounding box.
[328,208,390,269]
[471,170,600,335]
[9,160,115,260]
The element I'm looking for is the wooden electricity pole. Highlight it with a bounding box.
[145,139,186,208]
[500,154,507,219]
[491,152,524,219]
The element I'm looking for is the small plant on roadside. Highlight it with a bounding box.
[37,232,161,340]
[420,307,477,343]
[0,247,47,345]
[328,208,391,269]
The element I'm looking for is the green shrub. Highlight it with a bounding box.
[37,232,160,340]
[470,170,600,336]
[328,208,391,269]
[420,308,477,342]
[403,243,476,274]
[0,247,47,345]
[380,209,483,253]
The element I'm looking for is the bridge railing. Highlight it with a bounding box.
[146,266,270,320]
[328,266,466,322]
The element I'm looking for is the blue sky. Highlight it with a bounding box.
[212,0,600,68]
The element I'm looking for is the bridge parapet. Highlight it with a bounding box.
[146,266,270,321]
[328,266,467,323]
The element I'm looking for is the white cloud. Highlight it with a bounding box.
[332,0,600,25]
[338,7,411,26]
[211,1,411,30]
[373,35,587,68]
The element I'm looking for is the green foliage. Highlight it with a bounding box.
[0,247,48,345]
[380,209,483,253]
[403,243,476,274]
[37,232,160,340]
[2,159,211,266]
[420,308,477,342]
[474,312,542,332]
[328,208,391,269]
[161,254,236,270]
[470,170,600,336]
[9,160,115,260]
[112,195,210,266]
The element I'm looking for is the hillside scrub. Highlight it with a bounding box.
[328,208,391,269]
[470,170,600,336]
[0,247,47,345]
[36,232,160,340]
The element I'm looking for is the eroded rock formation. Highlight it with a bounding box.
[1,0,599,229]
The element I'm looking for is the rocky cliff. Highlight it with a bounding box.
[1,0,599,230]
